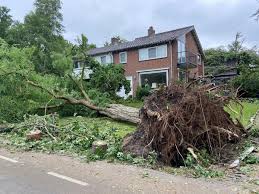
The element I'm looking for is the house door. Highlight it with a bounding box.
[116,76,133,99]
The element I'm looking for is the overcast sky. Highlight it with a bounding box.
[1,0,259,49]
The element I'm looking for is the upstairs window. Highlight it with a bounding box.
[177,35,186,63]
[95,54,113,65]
[148,47,156,59]
[139,44,167,61]
[119,52,127,63]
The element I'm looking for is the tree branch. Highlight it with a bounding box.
[26,80,102,111]
[67,74,91,101]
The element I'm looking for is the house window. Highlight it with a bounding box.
[157,45,167,58]
[74,61,81,69]
[177,35,186,64]
[139,70,168,89]
[119,52,127,64]
[148,47,156,59]
[100,56,106,64]
[139,44,167,61]
[139,49,148,61]
[95,54,113,64]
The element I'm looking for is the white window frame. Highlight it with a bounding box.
[148,47,157,59]
[94,53,113,65]
[139,44,167,61]
[119,52,127,64]
[138,68,169,87]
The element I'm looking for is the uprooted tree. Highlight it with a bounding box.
[0,38,248,166]
[0,38,139,124]
[123,84,246,165]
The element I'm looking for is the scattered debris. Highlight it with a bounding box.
[26,129,42,141]
[0,124,13,133]
[123,84,245,166]
[229,146,255,169]
[14,114,58,141]
[246,110,259,131]
[187,148,198,161]
[92,140,108,153]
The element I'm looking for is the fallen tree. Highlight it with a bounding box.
[26,79,140,124]
[123,84,246,165]
[0,38,140,124]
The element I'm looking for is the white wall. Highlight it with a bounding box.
[73,67,93,79]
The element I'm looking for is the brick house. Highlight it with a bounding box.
[74,25,204,98]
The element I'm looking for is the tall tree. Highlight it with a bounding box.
[0,6,13,39]
[23,0,65,73]
[0,39,139,124]
[25,0,63,38]
[228,32,244,54]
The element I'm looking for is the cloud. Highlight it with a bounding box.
[1,0,259,48]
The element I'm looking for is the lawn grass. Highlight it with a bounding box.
[59,116,137,138]
[59,100,259,139]
[225,100,259,127]
[116,99,144,108]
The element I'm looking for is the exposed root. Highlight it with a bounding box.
[123,84,245,166]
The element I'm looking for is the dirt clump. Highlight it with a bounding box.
[123,84,245,166]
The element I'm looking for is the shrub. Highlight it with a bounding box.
[136,86,151,100]
[232,71,259,98]
[89,64,130,98]
[0,96,31,123]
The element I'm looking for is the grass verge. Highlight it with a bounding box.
[225,100,259,127]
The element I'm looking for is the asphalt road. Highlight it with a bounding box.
[0,157,107,194]
[0,148,245,194]
[0,150,130,194]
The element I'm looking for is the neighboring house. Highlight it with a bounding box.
[74,25,205,98]
[73,60,93,79]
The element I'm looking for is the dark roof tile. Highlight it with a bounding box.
[88,26,194,56]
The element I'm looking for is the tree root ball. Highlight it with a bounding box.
[123,84,245,166]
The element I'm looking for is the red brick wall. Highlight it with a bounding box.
[113,43,176,94]
[102,31,204,96]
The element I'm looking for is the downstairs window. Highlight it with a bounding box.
[139,70,168,89]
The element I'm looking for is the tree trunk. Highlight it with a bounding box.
[100,104,140,124]
[26,80,140,124]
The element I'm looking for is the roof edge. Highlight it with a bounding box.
[88,25,203,56]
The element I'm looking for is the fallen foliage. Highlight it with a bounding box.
[0,115,155,166]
